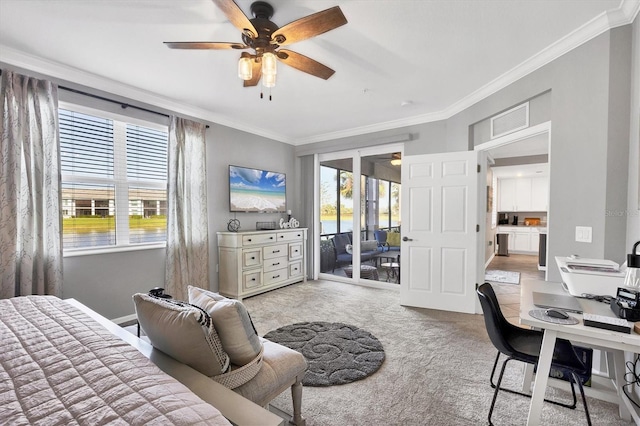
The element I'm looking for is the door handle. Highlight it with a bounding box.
[402,236,413,242]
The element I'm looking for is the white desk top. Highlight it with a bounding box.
[520,279,640,352]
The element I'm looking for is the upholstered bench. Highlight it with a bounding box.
[234,338,307,425]
[134,287,308,426]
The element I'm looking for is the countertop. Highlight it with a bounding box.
[496,225,547,233]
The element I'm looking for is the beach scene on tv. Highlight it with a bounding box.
[229,166,286,213]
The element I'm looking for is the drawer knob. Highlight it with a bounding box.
[273,274,280,279]
[251,278,256,281]
[248,238,252,242]
[251,256,255,260]
[274,250,280,253]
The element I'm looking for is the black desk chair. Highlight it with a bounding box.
[477,283,591,425]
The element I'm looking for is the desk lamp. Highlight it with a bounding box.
[623,241,640,289]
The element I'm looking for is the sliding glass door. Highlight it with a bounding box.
[317,145,403,285]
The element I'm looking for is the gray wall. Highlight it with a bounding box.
[14,18,639,318]
[298,26,633,283]
[205,124,300,292]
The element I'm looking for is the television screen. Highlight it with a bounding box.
[229,165,286,213]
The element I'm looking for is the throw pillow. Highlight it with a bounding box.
[188,286,263,366]
[133,293,230,377]
[361,240,379,252]
[387,232,401,247]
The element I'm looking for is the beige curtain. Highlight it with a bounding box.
[165,116,209,300]
[0,70,62,298]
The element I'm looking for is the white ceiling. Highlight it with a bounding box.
[0,0,637,145]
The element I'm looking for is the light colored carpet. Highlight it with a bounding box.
[485,269,521,284]
[242,280,631,426]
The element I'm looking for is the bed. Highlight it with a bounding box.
[0,295,282,425]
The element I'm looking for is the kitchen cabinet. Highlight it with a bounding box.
[217,228,307,300]
[496,226,541,254]
[498,176,548,212]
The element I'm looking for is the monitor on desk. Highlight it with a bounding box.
[533,291,583,313]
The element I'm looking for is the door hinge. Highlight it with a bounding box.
[477,164,481,173]
[476,224,480,232]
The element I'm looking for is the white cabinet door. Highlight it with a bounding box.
[530,231,540,252]
[515,179,532,211]
[513,231,531,252]
[531,177,548,211]
[498,178,517,211]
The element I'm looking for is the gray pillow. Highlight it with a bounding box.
[133,293,230,376]
[361,240,379,252]
[188,286,263,366]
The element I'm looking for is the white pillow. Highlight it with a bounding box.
[133,293,230,377]
[188,286,263,366]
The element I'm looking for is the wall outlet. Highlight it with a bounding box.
[575,226,592,243]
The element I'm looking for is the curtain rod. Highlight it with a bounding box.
[0,69,210,128]
[60,86,210,129]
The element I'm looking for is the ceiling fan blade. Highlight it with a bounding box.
[277,49,335,80]
[164,42,247,49]
[211,0,258,38]
[272,6,347,46]
[243,58,262,87]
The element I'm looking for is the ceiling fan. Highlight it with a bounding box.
[164,0,347,93]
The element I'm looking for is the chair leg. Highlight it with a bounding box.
[488,356,511,425]
[290,377,305,426]
[571,372,592,426]
[489,351,578,410]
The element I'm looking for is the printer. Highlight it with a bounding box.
[555,256,626,297]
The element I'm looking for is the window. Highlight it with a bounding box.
[60,107,168,251]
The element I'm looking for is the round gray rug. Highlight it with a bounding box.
[263,321,385,386]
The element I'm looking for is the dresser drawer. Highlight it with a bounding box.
[242,270,262,291]
[289,261,303,278]
[242,248,262,269]
[264,256,288,272]
[264,268,287,285]
[289,242,303,259]
[277,230,304,242]
[263,243,288,259]
[242,233,277,246]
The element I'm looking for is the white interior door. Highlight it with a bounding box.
[400,151,480,313]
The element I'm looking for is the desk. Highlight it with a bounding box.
[520,279,640,425]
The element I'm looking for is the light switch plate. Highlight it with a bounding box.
[575,226,592,243]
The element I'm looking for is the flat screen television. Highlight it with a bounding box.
[229,165,286,213]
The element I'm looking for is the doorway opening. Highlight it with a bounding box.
[476,121,551,284]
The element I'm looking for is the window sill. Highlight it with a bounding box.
[63,242,166,258]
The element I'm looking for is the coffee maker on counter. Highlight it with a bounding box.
[498,213,509,225]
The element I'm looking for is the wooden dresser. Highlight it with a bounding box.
[217,228,307,300]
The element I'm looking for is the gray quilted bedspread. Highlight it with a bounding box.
[0,296,231,425]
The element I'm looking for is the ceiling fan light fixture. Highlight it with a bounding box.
[262,52,277,76]
[237,53,253,80]
[262,72,276,88]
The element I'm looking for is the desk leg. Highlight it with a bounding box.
[527,329,557,426]
[612,350,632,421]
[522,363,535,393]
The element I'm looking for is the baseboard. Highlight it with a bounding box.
[485,253,495,269]
[111,313,137,326]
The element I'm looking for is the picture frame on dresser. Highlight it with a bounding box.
[217,228,307,300]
